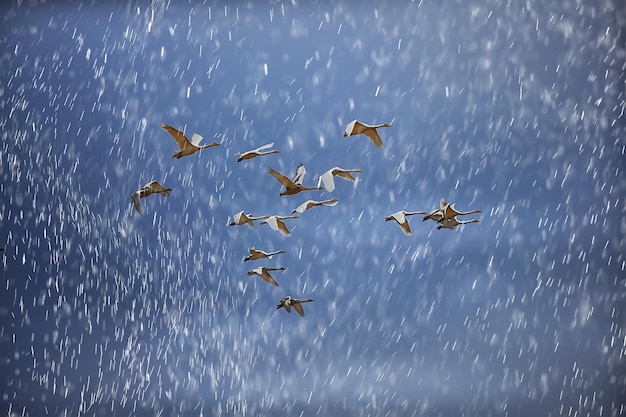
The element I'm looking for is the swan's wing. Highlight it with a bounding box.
[161,123,190,150]
[131,193,142,215]
[254,142,275,152]
[259,270,279,286]
[148,181,168,193]
[439,218,458,229]
[263,216,279,231]
[318,171,336,192]
[276,219,292,237]
[334,170,360,182]
[344,120,357,136]
[293,164,306,185]
[230,211,241,224]
[423,209,443,222]
[190,133,204,147]
[293,201,312,214]
[442,204,460,220]
[389,211,406,223]
[457,219,480,225]
[238,142,274,157]
[292,302,306,317]
[362,127,384,149]
[453,207,482,216]
[321,198,339,207]
[358,122,391,129]
[399,220,412,237]
[267,168,297,189]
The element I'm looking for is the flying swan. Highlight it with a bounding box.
[385,210,427,236]
[131,181,173,215]
[317,167,362,192]
[343,120,391,149]
[161,122,220,159]
[276,296,315,317]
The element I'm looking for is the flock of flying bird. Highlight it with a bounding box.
[131,120,481,317]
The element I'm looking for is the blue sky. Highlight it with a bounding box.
[1,1,625,416]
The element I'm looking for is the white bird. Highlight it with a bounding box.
[235,142,280,162]
[161,122,220,159]
[437,218,480,230]
[276,296,315,317]
[343,120,391,149]
[422,199,449,222]
[292,198,339,214]
[385,210,427,236]
[267,165,322,196]
[260,215,300,237]
[244,248,286,262]
[440,203,482,221]
[131,181,173,215]
[247,266,286,286]
[229,211,265,228]
[317,167,363,192]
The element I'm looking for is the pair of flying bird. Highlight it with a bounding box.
[385,199,481,236]
[131,123,221,214]
[165,120,283,162]
[242,247,287,286]
[228,211,301,237]
[236,118,390,162]
[266,163,363,196]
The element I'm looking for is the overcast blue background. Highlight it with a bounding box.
[1,1,625,416]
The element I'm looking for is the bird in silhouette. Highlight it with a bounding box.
[131,181,173,215]
[160,122,220,158]
[343,120,391,149]
[276,296,315,317]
